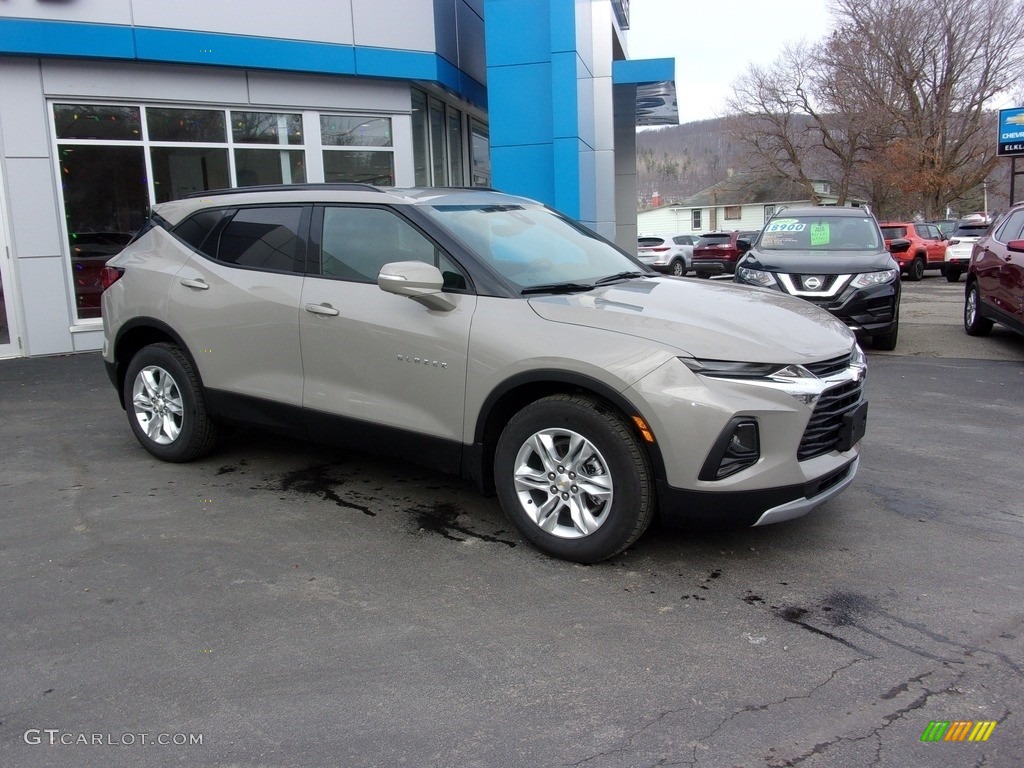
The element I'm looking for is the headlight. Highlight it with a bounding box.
[737,266,777,287]
[679,359,784,379]
[850,269,898,288]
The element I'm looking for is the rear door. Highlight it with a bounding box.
[171,205,307,408]
[299,204,476,446]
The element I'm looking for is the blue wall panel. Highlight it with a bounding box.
[0,18,135,59]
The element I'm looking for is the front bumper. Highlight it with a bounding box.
[656,457,858,527]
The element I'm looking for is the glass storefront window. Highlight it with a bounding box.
[411,90,429,186]
[232,111,303,145]
[235,149,306,186]
[448,107,464,186]
[58,145,148,319]
[429,98,448,186]
[320,115,392,147]
[147,108,227,142]
[470,119,490,187]
[151,147,230,203]
[322,151,394,185]
[54,104,141,140]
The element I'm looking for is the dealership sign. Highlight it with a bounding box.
[998,107,1024,156]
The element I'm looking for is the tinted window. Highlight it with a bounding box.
[696,235,731,247]
[880,226,907,239]
[995,209,1024,242]
[174,209,234,255]
[951,224,989,238]
[319,206,466,289]
[638,237,667,248]
[213,207,306,272]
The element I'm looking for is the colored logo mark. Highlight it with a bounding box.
[920,721,997,742]
[1007,113,1024,126]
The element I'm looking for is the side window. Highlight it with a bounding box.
[212,207,306,272]
[319,206,468,289]
[173,208,233,256]
[995,210,1024,242]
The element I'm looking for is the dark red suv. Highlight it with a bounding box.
[964,203,1024,339]
[692,230,759,277]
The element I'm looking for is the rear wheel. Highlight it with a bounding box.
[669,259,686,277]
[945,267,961,283]
[907,255,925,282]
[964,282,993,336]
[123,343,218,462]
[494,394,655,563]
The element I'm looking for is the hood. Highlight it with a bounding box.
[527,277,855,363]
[743,249,897,274]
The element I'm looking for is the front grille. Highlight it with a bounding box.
[798,379,864,460]
[804,354,851,378]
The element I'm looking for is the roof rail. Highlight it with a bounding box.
[184,183,384,198]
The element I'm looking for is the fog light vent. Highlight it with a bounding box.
[699,418,760,480]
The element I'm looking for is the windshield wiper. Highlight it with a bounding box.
[520,282,595,295]
[593,271,648,285]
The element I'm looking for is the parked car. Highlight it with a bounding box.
[636,233,699,276]
[931,219,958,238]
[102,184,867,563]
[943,219,992,283]
[691,230,760,277]
[878,221,947,281]
[964,203,1024,339]
[69,231,133,317]
[733,207,905,350]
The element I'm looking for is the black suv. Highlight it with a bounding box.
[734,207,908,350]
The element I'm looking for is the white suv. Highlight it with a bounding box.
[102,185,867,562]
[944,219,991,283]
[637,233,699,276]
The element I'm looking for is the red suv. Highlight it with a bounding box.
[878,222,947,281]
[692,230,759,277]
[964,203,1024,338]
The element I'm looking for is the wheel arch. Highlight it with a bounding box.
[111,319,202,409]
[464,370,668,496]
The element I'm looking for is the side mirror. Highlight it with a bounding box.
[736,237,752,252]
[888,238,912,254]
[378,261,457,312]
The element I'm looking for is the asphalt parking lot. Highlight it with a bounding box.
[1,275,1022,768]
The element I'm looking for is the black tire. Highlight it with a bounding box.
[696,271,711,279]
[907,255,925,282]
[872,322,899,351]
[494,394,655,563]
[964,282,993,336]
[669,259,687,277]
[123,343,218,462]
[945,267,961,283]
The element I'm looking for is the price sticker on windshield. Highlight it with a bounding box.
[810,222,831,245]
[766,219,806,233]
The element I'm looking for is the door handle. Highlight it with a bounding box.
[179,278,210,290]
[304,303,340,317]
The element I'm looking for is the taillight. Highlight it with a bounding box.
[100,266,124,290]
[651,247,670,252]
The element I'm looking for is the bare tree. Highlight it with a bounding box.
[727,0,1024,218]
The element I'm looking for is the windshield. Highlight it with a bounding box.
[759,216,882,251]
[424,204,643,289]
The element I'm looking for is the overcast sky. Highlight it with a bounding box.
[626,0,835,124]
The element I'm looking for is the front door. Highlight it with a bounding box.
[299,204,475,444]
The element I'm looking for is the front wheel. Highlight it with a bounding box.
[123,343,218,462]
[494,394,655,563]
[945,267,961,283]
[964,283,993,336]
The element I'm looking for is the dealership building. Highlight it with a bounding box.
[0,0,675,358]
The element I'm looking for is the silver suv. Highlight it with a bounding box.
[102,184,868,563]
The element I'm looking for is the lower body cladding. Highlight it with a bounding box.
[627,356,865,529]
[692,259,736,276]
[804,284,898,340]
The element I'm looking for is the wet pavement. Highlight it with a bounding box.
[1,286,1022,767]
